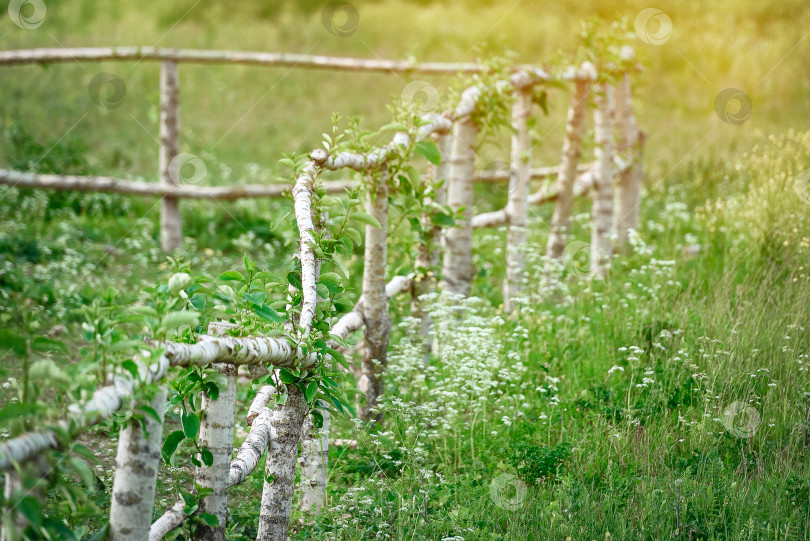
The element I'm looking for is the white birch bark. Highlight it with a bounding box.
[298,409,330,513]
[229,407,273,487]
[545,66,593,262]
[246,385,276,425]
[412,131,451,359]
[109,388,168,541]
[503,76,533,312]
[360,171,390,421]
[441,87,481,296]
[590,82,616,279]
[612,73,643,250]
[256,385,308,541]
[159,60,182,252]
[194,360,236,541]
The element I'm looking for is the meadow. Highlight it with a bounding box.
[1,1,810,539]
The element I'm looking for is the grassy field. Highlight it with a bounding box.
[1,1,810,540]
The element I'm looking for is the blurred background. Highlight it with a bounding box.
[1,0,809,186]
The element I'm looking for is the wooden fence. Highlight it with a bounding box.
[0,46,643,541]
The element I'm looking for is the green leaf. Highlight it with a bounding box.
[275,392,288,406]
[279,369,297,384]
[121,359,139,378]
[31,336,68,354]
[17,497,41,528]
[200,446,214,467]
[311,410,324,429]
[319,273,343,294]
[287,271,303,290]
[242,291,267,306]
[219,270,246,282]
[196,512,219,527]
[415,140,442,166]
[345,227,362,246]
[139,405,162,426]
[305,381,319,402]
[0,402,34,423]
[0,329,26,356]
[254,304,282,323]
[432,212,455,226]
[189,293,206,311]
[182,411,200,439]
[69,456,96,490]
[160,311,201,332]
[162,430,186,463]
[350,212,381,229]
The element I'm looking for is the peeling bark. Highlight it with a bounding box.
[503,79,532,311]
[256,385,308,541]
[590,82,616,279]
[194,362,236,541]
[360,171,391,421]
[299,410,330,514]
[159,60,182,252]
[546,70,592,262]
[441,87,480,296]
[612,74,643,250]
[109,388,167,541]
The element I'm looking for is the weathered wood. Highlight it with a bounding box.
[0,47,599,81]
[193,323,238,541]
[590,82,616,278]
[0,170,354,199]
[441,87,481,296]
[360,170,391,421]
[109,388,167,541]
[612,73,643,250]
[546,64,594,263]
[503,74,533,312]
[159,60,182,252]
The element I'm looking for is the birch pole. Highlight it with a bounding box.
[441,87,481,296]
[298,409,330,513]
[360,169,391,421]
[545,63,594,264]
[412,130,451,358]
[590,81,616,279]
[109,388,168,541]
[612,72,643,250]
[503,73,533,312]
[159,60,182,252]
[256,385,308,541]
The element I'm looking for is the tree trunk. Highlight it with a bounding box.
[194,351,237,541]
[159,60,182,252]
[412,131,451,359]
[546,75,591,263]
[360,171,391,421]
[256,385,308,541]
[109,388,168,541]
[441,116,478,296]
[503,81,532,311]
[298,409,330,514]
[590,82,616,279]
[612,73,643,251]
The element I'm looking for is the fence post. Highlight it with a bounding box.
[441,99,479,296]
[299,409,330,514]
[503,74,533,312]
[590,81,616,278]
[360,168,391,421]
[613,72,643,250]
[193,323,237,541]
[159,60,183,252]
[109,387,168,541]
[412,130,451,359]
[546,65,593,265]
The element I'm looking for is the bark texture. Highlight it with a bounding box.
[299,410,330,513]
[194,363,237,541]
[256,385,308,541]
[109,388,168,541]
[246,386,276,425]
[159,60,182,252]
[546,71,592,262]
[503,77,533,311]
[612,74,643,250]
[441,87,481,296]
[360,173,391,421]
[590,82,616,279]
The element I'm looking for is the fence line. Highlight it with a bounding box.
[0,46,644,541]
